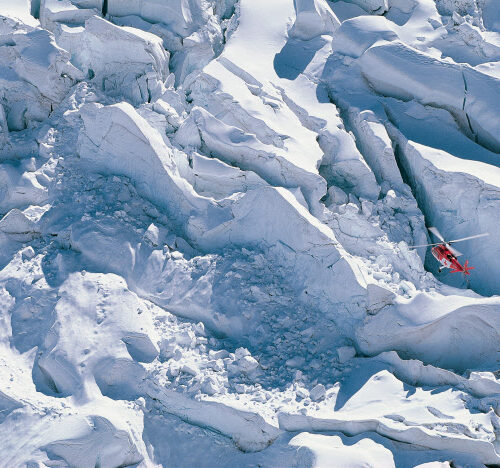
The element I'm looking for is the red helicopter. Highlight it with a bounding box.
[411,227,489,275]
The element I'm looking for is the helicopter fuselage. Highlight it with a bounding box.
[431,244,472,274]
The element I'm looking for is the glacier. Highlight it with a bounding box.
[0,0,500,466]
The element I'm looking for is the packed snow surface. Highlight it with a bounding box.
[0,0,499,466]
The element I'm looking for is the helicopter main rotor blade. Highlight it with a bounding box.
[409,231,489,250]
[408,242,444,248]
[428,227,445,242]
[448,233,490,244]
[447,244,463,257]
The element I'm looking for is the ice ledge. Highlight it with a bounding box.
[278,411,500,465]
[145,381,281,452]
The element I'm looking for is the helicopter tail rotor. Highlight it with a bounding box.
[451,260,474,275]
[462,260,474,276]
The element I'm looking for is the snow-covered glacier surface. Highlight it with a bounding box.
[1,0,500,466]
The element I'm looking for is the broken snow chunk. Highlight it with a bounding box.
[467,372,500,396]
[0,209,40,241]
[372,271,392,282]
[159,88,187,115]
[153,99,182,130]
[296,387,310,400]
[209,349,230,360]
[194,322,206,336]
[234,383,246,394]
[383,190,400,210]
[143,223,160,247]
[325,186,349,207]
[294,370,305,381]
[197,337,208,346]
[361,200,374,217]
[235,347,251,360]
[21,246,36,261]
[122,332,159,363]
[238,355,260,373]
[338,202,360,216]
[286,356,306,368]
[309,383,326,401]
[399,281,416,295]
[174,113,202,148]
[167,363,180,378]
[159,338,177,360]
[207,359,224,372]
[173,237,197,257]
[227,351,260,377]
[173,346,183,361]
[176,329,196,348]
[337,346,356,363]
[201,376,220,396]
[135,397,146,409]
[181,364,198,376]
[452,11,464,25]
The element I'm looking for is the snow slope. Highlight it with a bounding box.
[0,0,499,466]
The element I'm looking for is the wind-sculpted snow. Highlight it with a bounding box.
[359,40,500,153]
[357,291,500,370]
[186,105,328,206]
[344,0,388,14]
[290,0,340,40]
[1,0,500,466]
[278,369,500,464]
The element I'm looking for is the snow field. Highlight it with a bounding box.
[0,0,500,466]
